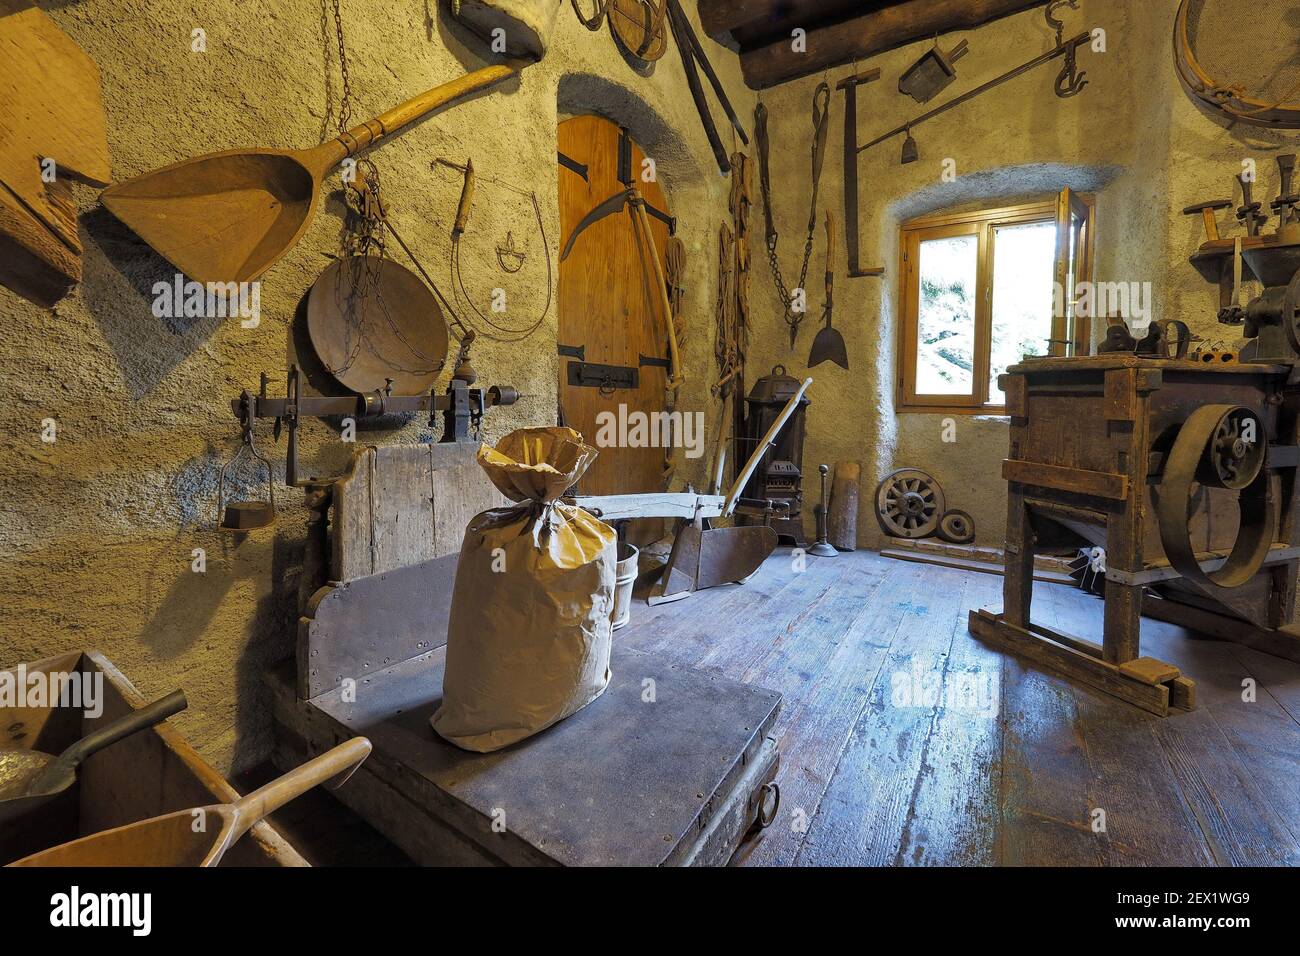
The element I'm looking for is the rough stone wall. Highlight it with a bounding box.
[0,0,753,772]
[745,0,1299,549]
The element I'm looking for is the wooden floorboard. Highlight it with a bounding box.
[794,565,1001,866]
[616,549,1300,867]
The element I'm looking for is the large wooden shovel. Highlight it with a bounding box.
[100,63,523,284]
[9,737,371,867]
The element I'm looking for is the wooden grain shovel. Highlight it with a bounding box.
[9,737,371,867]
[100,63,523,284]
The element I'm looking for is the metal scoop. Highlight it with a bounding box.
[0,689,187,825]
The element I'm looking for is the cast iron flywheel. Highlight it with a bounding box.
[875,469,945,538]
[1156,404,1275,622]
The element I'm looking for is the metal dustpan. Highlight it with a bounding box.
[898,38,969,103]
[0,690,187,826]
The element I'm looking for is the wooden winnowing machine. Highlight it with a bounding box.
[971,155,1300,716]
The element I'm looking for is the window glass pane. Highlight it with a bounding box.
[915,234,978,396]
[988,221,1057,404]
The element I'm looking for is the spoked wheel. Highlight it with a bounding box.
[875,468,945,539]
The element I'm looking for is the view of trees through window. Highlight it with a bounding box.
[916,235,977,395]
[914,220,1057,403]
[989,221,1057,403]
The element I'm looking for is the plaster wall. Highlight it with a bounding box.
[0,0,752,771]
[747,0,1299,550]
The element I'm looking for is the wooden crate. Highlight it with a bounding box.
[1,650,306,866]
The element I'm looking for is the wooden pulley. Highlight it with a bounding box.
[937,509,975,545]
[609,0,667,62]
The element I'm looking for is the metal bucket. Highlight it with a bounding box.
[610,542,640,631]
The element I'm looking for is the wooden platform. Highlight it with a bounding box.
[266,549,1300,866]
[269,643,780,866]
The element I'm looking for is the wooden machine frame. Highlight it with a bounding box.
[970,355,1300,716]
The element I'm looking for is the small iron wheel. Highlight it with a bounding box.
[937,509,976,544]
[875,468,945,539]
[1202,407,1265,490]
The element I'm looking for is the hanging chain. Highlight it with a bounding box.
[332,0,356,135]
[756,83,830,347]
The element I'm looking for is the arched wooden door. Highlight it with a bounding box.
[557,116,672,509]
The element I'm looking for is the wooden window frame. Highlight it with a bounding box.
[896,195,1095,415]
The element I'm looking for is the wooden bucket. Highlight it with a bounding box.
[610,542,640,631]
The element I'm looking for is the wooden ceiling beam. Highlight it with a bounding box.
[699,0,873,44]
[734,0,1049,89]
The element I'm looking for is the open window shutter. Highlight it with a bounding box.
[1053,187,1091,356]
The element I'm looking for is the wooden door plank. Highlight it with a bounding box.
[557,116,671,508]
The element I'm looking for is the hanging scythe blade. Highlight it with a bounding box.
[560,187,635,261]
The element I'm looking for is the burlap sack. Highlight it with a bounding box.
[431,427,616,752]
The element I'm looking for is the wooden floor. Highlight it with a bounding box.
[615,548,1300,867]
[254,547,1300,866]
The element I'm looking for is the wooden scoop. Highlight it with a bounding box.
[100,62,523,284]
[0,689,187,826]
[10,737,371,867]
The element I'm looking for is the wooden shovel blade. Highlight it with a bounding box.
[100,148,319,284]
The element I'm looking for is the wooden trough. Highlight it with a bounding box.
[1,650,305,866]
